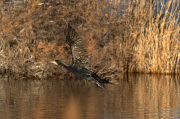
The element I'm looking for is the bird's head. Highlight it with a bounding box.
[51,60,70,67]
[51,61,58,65]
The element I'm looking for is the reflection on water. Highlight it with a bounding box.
[0,74,180,119]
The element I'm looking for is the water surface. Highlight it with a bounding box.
[0,74,180,119]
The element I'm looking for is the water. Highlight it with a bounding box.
[0,74,180,119]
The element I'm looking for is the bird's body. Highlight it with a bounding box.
[51,60,107,88]
[53,60,92,80]
[51,23,111,88]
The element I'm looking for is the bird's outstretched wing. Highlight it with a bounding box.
[64,23,91,70]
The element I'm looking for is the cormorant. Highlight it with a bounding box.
[51,23,111,88]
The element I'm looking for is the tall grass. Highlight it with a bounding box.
[126,0,180,74]
[0,0,179,80]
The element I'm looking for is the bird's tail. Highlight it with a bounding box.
[101,78,112,84]
[91,72,105,88]
[64,23,77,44]
[91,72,113,88]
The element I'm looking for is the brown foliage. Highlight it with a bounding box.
[0,0,179,80]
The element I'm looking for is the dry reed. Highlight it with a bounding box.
[0,0,179,80]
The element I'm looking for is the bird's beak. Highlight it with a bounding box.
[51,61,58,65]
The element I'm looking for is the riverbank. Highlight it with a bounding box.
[0,0,179,80]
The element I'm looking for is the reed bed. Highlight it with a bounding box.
[127,0,180,74]
[0,0,179,80]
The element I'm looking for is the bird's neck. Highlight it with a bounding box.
[57,60,71,69]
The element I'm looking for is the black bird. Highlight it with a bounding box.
[51,23,111,88]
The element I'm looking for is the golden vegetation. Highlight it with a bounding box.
[0,0,179,79]
[127,0,180,74]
